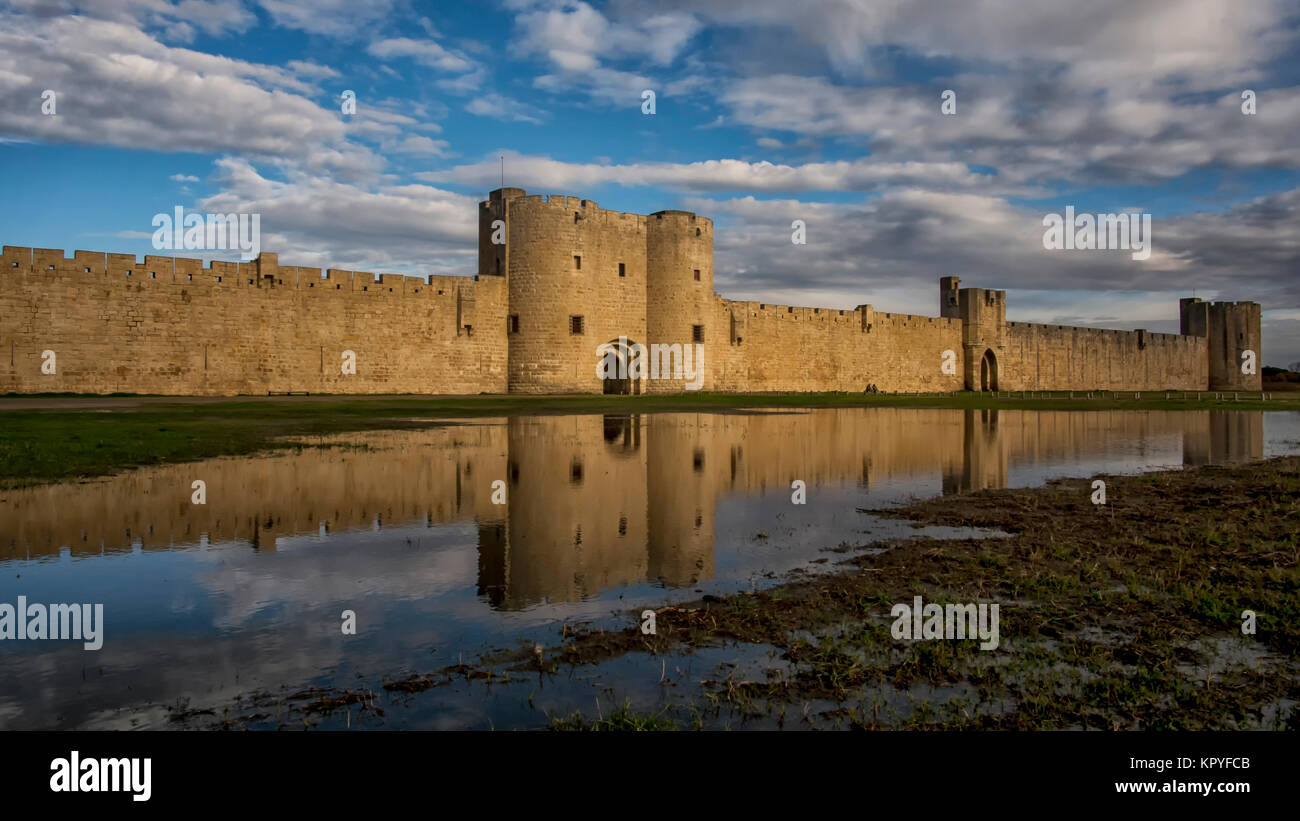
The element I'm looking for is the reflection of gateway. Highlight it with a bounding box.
[603,413,641,449]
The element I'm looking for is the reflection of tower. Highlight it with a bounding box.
[249,517,277,551]
[1183,410,1263,466]
[475,518,509,608]
[646,415,717,586]
[958,408,1007,492]
[479,415,649,609]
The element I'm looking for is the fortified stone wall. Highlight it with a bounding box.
[0,190,1264,396]
[0,245,507,395]
[711,297,965,392]
[1002,322,1207,391]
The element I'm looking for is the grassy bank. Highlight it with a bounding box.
[523,456,1298,729]
[3,390,1298,489]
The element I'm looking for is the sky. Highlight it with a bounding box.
[2,0,1299,368]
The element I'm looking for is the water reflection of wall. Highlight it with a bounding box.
[1182,411,1264,465]
[0,409,1267,609]
[0,425,508,558]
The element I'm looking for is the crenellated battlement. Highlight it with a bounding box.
[503,192,654,228]
[1,245,497,299]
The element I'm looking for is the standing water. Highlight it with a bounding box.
[1,407,1296,728]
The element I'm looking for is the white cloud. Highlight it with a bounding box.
[509,1,698,103]
[197,157,481,276]
[286,60,341,80]
[420,152,1039,195]
[257,0,396,37]
[9,0,259,38]
[680,0,1284,86]
[464,94,546,124]
[0,14,354,165]
[367,37,475,73]
[391,135,450,156]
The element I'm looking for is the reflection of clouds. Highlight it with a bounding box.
[193,523,481,631]
[168,588,199,616]
[0,626,350,730]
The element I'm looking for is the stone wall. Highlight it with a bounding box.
[0,245,507,395]
[712,298,965,392]
[1001,322,1207,391]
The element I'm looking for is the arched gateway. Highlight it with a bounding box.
[979,349,998,392]
[599,338,642,395]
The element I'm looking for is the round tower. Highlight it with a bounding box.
[502,192,647,393]
[645,210,714,393]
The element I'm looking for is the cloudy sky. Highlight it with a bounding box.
[2,0,1299,366]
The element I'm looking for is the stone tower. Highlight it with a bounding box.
[644,210,714,393]
[940,278,1008,391]
[1181,297,1262,391]
[488,189,647,393]
[939,276,962,319]
[478,187,522,278]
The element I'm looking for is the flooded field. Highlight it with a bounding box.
[1,407,1297,729]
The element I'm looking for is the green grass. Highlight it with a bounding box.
[548,701,678,731]
[1,389,1297,488]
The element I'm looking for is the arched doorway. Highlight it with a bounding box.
[979,349,998,391]
[599,338,642,395]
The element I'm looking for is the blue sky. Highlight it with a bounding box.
[2,0,1299,366]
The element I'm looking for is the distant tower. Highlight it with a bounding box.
[1179,297,1208,338]
[1208,302,1262,391]
[479,187,524,278]
[1180,297,1262,391]
[940,276,961,319]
